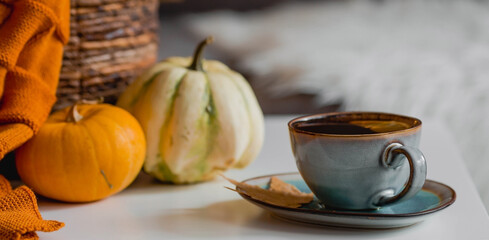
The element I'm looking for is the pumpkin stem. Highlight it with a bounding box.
[81,97,104,105]
[66,98,104,123]
[188,36,214,72]
[66,104,83,123]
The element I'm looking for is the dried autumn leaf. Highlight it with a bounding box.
[269,176,305,195]
[222,175,314,208]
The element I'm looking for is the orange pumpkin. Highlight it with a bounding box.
[16,103,146,202]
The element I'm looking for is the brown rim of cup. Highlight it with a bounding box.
[288,111,422,138]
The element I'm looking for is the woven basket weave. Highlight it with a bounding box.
[55,0,159,110]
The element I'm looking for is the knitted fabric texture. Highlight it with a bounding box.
[0,175,64,240]
[0,0,69,159]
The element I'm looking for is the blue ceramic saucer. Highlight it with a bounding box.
[238,172,456,229]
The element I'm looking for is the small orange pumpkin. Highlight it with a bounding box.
[16,103,146,202]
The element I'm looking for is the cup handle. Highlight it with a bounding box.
[370,143,427,208]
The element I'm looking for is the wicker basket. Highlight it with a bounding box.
[56,0,159,110]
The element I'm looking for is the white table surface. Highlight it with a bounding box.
[38,115,489,240]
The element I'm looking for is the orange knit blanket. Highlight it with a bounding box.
[0,175,64,240]
[0,0,69,159]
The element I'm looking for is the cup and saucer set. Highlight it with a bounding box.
[236,112,456,229]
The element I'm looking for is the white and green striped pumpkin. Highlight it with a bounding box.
[117,37,264,183]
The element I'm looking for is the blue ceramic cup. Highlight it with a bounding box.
[288,112,427,210]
